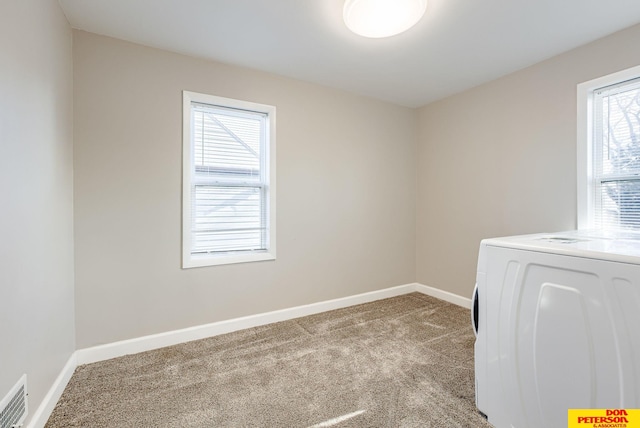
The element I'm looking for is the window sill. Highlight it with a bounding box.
[182,251,276,269]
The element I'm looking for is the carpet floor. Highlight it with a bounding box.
[45,292,491,427]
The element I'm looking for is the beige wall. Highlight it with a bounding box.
[416,23,640,299]
[73,31,417,348]
[0,0,75,422]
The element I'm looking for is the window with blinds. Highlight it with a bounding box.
[593,78,640,231]
[183,92,276,268]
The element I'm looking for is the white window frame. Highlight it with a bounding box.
[577,64,640,230]
[182,91,276,268]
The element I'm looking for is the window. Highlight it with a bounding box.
[577,65,640,232]
[182,91,276,268]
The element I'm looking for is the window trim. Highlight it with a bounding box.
[577,64,640,230]
[182,91,276,268]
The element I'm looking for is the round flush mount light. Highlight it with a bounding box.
[343,0,427,38]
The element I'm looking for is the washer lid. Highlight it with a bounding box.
[482,229,640,265]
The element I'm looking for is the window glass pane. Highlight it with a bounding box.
[599,180,640,230]
[597,82,640,177]
[192,104,263,181]
[192,185,266,253]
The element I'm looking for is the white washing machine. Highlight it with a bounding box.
[472,230,640,428]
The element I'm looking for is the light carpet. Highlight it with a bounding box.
[45,292,491,427]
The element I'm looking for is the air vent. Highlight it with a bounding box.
[0,375,27,428]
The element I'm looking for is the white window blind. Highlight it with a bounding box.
[593,77,640,230]
[183,91,275,268]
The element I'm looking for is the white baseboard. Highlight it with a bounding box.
[28,352,77,428]
[415,283,472,309]
[28,282,470,426]
[76,283,419,366]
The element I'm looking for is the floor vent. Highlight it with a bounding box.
[0,375,27,428]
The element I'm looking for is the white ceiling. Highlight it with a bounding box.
[58,0,640,107]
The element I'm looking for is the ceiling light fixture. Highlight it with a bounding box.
[343,0,427,38]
